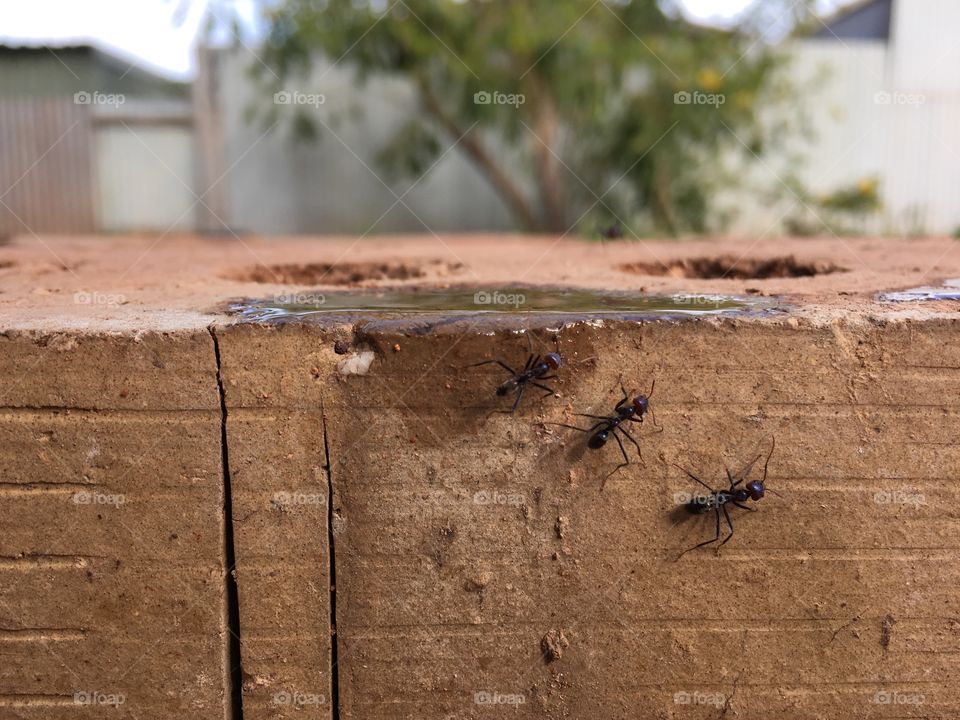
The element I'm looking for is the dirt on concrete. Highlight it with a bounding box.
[0,232,959,330]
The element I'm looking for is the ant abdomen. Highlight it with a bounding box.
[685,492,714,514]
[588,430,609,449]
[495,383,514,396]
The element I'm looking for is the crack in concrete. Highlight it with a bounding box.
[321,400,342,720]
[209,326,245,720]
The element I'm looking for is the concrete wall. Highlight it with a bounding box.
[219,52,514,235]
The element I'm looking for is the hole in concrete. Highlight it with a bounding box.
[228,260,462,286]
[618,255,844,280]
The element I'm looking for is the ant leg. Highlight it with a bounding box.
[677,503,721,559]
[600,433,630,490]
[508,384,525,413]
[491,385,526,416]
[731,501,756,512]
[524,354,536,372]
[727,454,763,488]
[614,431,630,466]
[719,504,736,546]
[545,421,605,434]
[669,463,717,494]
[618,426,644,464]
[725,464,736,489]
[470,359,518,375]
[730,455,762,489]
[614,381,630,409]
[530,381,556,397]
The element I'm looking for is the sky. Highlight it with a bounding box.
[0,0,852,80]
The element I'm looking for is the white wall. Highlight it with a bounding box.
[890,0,960,92]
[95,102,196,232]
[730,31,960,236]
[219,52,514,235]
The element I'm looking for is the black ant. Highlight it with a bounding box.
[598,222,623,240]
[471,352,562,413]
[673,438,775,558]
[549,381,658,488]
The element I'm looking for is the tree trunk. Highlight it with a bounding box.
[529,73,568,233]
[418,81,541,232]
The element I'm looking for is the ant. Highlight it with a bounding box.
[673,438,775,558]
[471,351,562,414]
[549,381,658,488]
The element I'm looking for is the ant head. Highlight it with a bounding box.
[632,395,649,416]
[745,480,765,501]
[544,352,562,370]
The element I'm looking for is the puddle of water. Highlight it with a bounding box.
[879,279,960,303]
[229,287,777,323]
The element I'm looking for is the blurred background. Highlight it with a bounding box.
[0,0,956,241]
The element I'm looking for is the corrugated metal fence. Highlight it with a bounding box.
[0,98,96,235]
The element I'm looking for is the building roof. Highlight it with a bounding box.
[0,37,183,82]
[0,41,188,98]
[814,0,893,41]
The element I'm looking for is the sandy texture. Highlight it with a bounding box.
[0,233,959,330]
[2,234,960,719]
[0,331,230,719]
[225,317,958,720]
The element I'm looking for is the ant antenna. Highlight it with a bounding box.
[648,382,663,431]
[762,437,775,482]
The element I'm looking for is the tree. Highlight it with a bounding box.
[257,0,806,235]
